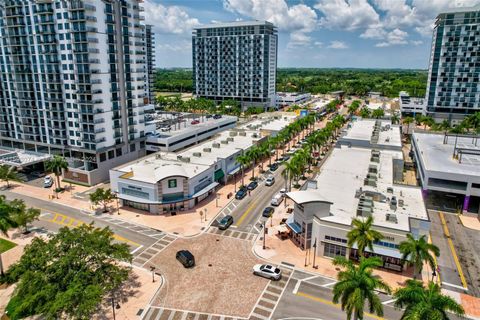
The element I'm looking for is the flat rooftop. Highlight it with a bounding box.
[302,146,428,231]
[238,113,296,132]
[342,119,402,149]
[0,148,51,167]
[413,132,480,177]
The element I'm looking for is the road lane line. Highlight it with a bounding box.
[381,299,396,305]
[296,291,384,320]
[130,245,144,255]
[442,282,469,291]
[439,212,468,289]
[235,199,258,227]
[292,280,301,294]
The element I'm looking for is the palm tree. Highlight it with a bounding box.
[235,154,250,187]
[421,116,434,130]
[399,234,439,279]
[0,165,21,188]
[347,216,384,258]
[45,155,69,192]
[246,148,260,180]
[372,108,385,119]
[394,280,464,320]
[359,107,370,118]
[333,256,391,320]
[0,195,19,276]
[402,116,414,134]
[391,113,400,124]
[283,160,298,191]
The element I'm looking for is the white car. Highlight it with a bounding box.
[44,176,53,188]
[253,264,282,280]
[279,188,286,196]
[265,176,275,186]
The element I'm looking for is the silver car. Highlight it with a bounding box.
[265,176,275,186]
[252,264,282,280]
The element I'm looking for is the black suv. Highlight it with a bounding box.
[176,250,195,268]
[262,207,274,218]
[235,188,247,200]
[218,215,234,230]
[247,181,258,190]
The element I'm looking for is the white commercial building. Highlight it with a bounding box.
[286,119,429,271]
[276,92,311,108]
[399,91,426,116]
[411,131,480,214]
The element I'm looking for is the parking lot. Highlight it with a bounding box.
[149,234,269,318]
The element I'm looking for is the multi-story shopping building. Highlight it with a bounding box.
[0,0,153,185]
[192,21,277,109]
[425,5,480,124]
[145,24,155,104]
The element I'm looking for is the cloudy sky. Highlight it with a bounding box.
[145,0,480,69]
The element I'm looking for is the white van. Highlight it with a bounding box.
[271,193,284,206]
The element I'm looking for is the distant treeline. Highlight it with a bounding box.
[154,68,428,98]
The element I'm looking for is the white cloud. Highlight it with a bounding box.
[374,28,409,47]
[360,24,387,39]
[224,0,318,47]
[410,40,424,46]
[143,0,201,35]
[327,40,348,49]
[314,41,323,47]
[315,0,380,31]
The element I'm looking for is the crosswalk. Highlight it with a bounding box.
[133,234,177,267]
[206,227,256,241]
[142,307,246,320]
[96,215,166,239]
[249,265,293,320]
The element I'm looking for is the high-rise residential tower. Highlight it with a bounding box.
[425,5,480,123]
[145,24,155,104]
[192,21,277,109]
[0,0,152,185]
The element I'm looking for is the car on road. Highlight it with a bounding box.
[280,155,290,162]
[279,188,286,196]
[206,114,213,119]
[218,215,234,230]
[265,176,275,186]
[235,188,247,200]
[44,176,53,188]
[262,207,274,218]
[191,120,200,125]
[271,193,284,206]
[269,163,279,172]
[247,181,258,190]
[213,114,222,119]
[176,250,195,268]
[253,264,282,280]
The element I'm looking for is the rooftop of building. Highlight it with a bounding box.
[238,112,297,132]
[436,4,480,16]
[412,132,480,177]
[0,147,51,167]
[289,146,428,231]
[194,20,275,30]
[276,92,311,98]
[341,119,402,149]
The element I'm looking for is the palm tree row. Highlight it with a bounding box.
[402,111,480,134]
[332,215,462,319]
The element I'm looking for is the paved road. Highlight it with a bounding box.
[0,189,158,253]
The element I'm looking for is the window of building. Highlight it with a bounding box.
[116,148,122,157]
[99,153,106,162]
[323,243,346,259]
[108,150,115,159]
[130,143,136,152]
[168,179,177,188]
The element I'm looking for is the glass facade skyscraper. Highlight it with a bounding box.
[192,21,277,109]
[426,5,480,123]
[0,0,154,185]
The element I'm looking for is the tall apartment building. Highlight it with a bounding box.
[0,0,153,185]
[192,21,277,110]
[425,5,480,123]
[145,24,155,104]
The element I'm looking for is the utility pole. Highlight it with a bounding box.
[263,220,266,250]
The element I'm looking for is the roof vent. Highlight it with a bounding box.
[386,213,398,223]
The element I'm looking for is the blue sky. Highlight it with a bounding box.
[144,0,480,69]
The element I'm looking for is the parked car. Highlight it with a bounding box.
[265,176,275,186]
[176,250,195,268]
[43,176,53,188]
[160,126,171,132]
[235,188,247,200]
[206,114,213,119]
[271,193,284,206]
[253,264,282,280]
[282,155,291,161]
[218,215,234,230]
[269,163,278,172]
[247,181,258,190]
[262,207,274,218]
[213,114,222,119]
[279,188,286,196]
[191,120,200,125]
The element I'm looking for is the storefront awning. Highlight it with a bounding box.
[191,182,219,199]
[227,166,241,175]
[286,215,302,234]
[351,243,402,259]
[214,169,225,181]
[118,193,159,204]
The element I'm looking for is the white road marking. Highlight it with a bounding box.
[442,282,469,291]
[320,281,337,288]
[382,298,397,305]
[130,245,144,255]
[292,280,302,294]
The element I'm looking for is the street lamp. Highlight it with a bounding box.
[263,219,266,250]
[216,193,220,207]
[150,266,156,283]
[313,238,318,269]
[204,208,208,222]
[115,192,120,215]
[111,294,120,320]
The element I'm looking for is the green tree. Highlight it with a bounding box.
[391,113,400,124]
[372,108,385,119]
[89,188,116,213]
[3,224,132,320]
[235,154,250,187]
[347,216,384,258]
[9,199,40,234]
[45,155,69,192]
[0,195,18,276]
[359,107,371,118]
[333,256,391,320]
[399,234,439,279]
[394,280,464,320]
[0,165,22,189]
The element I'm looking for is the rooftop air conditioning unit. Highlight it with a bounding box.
[181,157,190,163]
[212,143,220,148]
[193,152,202,157]
[221,140,228,144]
[227,137,234,142]
[229,131,238,137]
[252,133,258,138]
[386,213,398,223]
[364,178,377,187]
[239,131,247,136]
[203,148,211,152]
[387,187,394,193]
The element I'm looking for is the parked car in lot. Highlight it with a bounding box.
[160,126,171,132]
[43,176,53,188]
[269,163,279,172]
[206,114,213,119]
[265,176,275,186]
[213,114,222,119]
[253,264,282,280]
[235,188,247,200]
[218,215,234,230]
[279,188,286,196]
[176,250,195,268]
[262,207,274,218]
[191,120,200,125]
[247,181,258,190]
[271,193,284,206]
